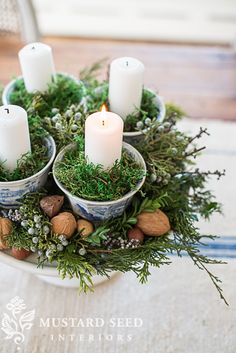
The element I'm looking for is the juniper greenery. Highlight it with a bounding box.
[54,137,145,201]
[1,62,227,303]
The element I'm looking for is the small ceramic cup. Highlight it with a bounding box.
[92,85,166,145]
[0,136,56,208]
[1,73,82,105]
[53,142,146,222]
[123,90,166,144]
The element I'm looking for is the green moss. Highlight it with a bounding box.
[9,73,85,116]
[54,138,145,201]
[0,135,49,182]
[124,89,160,132]
[0,114,50,182]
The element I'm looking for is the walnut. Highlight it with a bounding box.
[51,212,77,239]
[0,217,13,250]
[137,209,170,236]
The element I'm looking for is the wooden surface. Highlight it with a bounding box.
[1,36,236,121]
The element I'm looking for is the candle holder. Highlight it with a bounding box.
[92,85,166,145]
[53,142,146,221]
[123,89,166,145]
[0,251,118,288]
[1,72,81,105]
[0,136,56,208]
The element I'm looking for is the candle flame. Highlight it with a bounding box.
[100,104,107,126]
[100,104,108,112]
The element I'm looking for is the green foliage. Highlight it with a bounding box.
[0,118,49,181]
[54,138,145,201]
[10,74,85,116]
[56,251,96,293]
[1,61,227,303]
[125,89,160,132]
[84,226,110,245]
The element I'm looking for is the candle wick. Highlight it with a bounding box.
[4,108,9,114]
[102,120,105,126]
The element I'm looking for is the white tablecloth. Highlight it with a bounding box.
[0,120,235,353]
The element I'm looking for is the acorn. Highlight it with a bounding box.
[128,227,144,243]
[0,217,13,250]
[77,219,94,237]
[51,212,77,239]
[11,248,31,260]
[137,209,170,236]
[40,195,64,218]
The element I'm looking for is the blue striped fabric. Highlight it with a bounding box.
[179,236,236,260]
[197,236,236,259]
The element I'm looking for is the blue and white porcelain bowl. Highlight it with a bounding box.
[1,73,82,105]
[53,142,146,222]
[0,136,56,208]
[123,89,166,145]
[92,85,166,145]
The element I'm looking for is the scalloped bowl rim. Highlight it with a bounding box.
[123,91,166,137]
[1,72,81,105]
[53,141,147,206]
[0,135,56,187]
[0,250,60,276]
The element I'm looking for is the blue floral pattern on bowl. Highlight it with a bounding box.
[0,136,56,208]
[53,142,146,222]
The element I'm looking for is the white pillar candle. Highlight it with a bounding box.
[18,42,56,93]
[0,105,31,172]
[108,57,145,121]
[85,105,124,170]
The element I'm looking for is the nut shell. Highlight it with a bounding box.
[137,209,170,236]
[77,219,94,237]
[0,239,8,250]
[0,217,13,250]
[40,195,64,218]
[51,212,77,239]
[11,248,31,260]
[128,227,144,243]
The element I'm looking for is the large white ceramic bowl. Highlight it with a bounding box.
[0,250,118,288]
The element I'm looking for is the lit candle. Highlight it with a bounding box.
[108,57,145,120]
[0,105,31,172]
[85,105,124,169]
[18,42,56,93]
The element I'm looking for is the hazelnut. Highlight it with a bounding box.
[77,219,94,237]
[128,227,144,243]
[11,248,31,260]
[51,212,77,239]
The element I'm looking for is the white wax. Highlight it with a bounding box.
[85,109,124,170]
[108,57,145,120]
[18,42,56,93]
[0,105,31,172]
